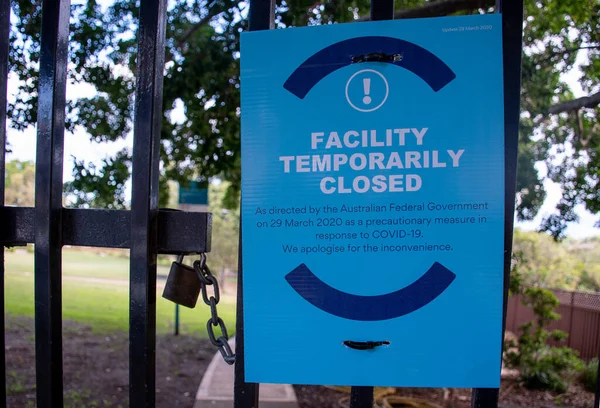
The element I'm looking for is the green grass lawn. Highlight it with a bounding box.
[4,249,236,336]
[5,248,173,280]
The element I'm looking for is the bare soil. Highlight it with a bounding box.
[6,316,595,408]
[6,316,215,408]
[293,379,595,408]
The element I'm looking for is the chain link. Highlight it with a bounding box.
[193,254,236,365]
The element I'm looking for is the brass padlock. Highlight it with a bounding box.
[162,255,202,308]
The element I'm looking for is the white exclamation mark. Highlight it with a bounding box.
[362,78,371,105]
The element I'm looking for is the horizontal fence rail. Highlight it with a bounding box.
[0,207,211,253]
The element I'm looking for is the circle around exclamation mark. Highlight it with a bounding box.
[345,69,389,112]
[362,78,371,105]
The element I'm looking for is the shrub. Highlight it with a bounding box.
[519,346,583,393]
[580,358,598,392]
[504,265,584,393]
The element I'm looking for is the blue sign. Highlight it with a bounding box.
[240,14,504,388]
[178,181,208,205]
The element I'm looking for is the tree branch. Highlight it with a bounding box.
[176,7,222,49]
[165,2,228,64]
[548,91,600,115]
[536,45,600,67]
[357,0,495,21]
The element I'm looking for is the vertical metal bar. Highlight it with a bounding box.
[370,0,393,22]
[248,0,275,30]
[350,387,374,408]
[174,304,180,336]
[234,0,275,407]
[472,0,523,406]
[0,0,9,405]
[129,0,167,406]
[34,0,71,406]
[346,0,394,405]
[233,226,260,408]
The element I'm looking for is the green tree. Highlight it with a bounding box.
[565,236,600,291]
[207,181,240,279]
[4,160,35,206]
[577,269,600,291]
[519,0,600,239]
[64,150,131,209]
[6,0,600,235]
[513,229,581,289]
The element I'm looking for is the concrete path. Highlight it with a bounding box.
[195,337,298,408]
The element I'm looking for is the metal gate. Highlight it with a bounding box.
[0,0,562,407]
[0,0,211,406]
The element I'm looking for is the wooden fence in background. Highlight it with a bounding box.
[506,288,600,360]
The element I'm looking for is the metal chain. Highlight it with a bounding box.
[193,253,236,365]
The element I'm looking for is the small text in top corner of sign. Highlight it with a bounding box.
[441,23,494,33]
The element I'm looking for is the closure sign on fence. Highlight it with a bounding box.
[240,14,505,387]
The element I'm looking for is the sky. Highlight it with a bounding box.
[4,10,600,240]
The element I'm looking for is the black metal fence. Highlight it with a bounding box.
[0,0,211,407]
[0,0,546,407]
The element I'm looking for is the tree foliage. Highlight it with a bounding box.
[513,229,579,288]
[512,229,600,291]
[565,235,600,291]
[64,149,131,209]
[4,159,35,206]
[519,0,600,238]
[5,0,600,236]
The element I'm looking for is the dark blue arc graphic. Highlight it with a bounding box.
[283,36,457,99]
[285,262,456,321]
